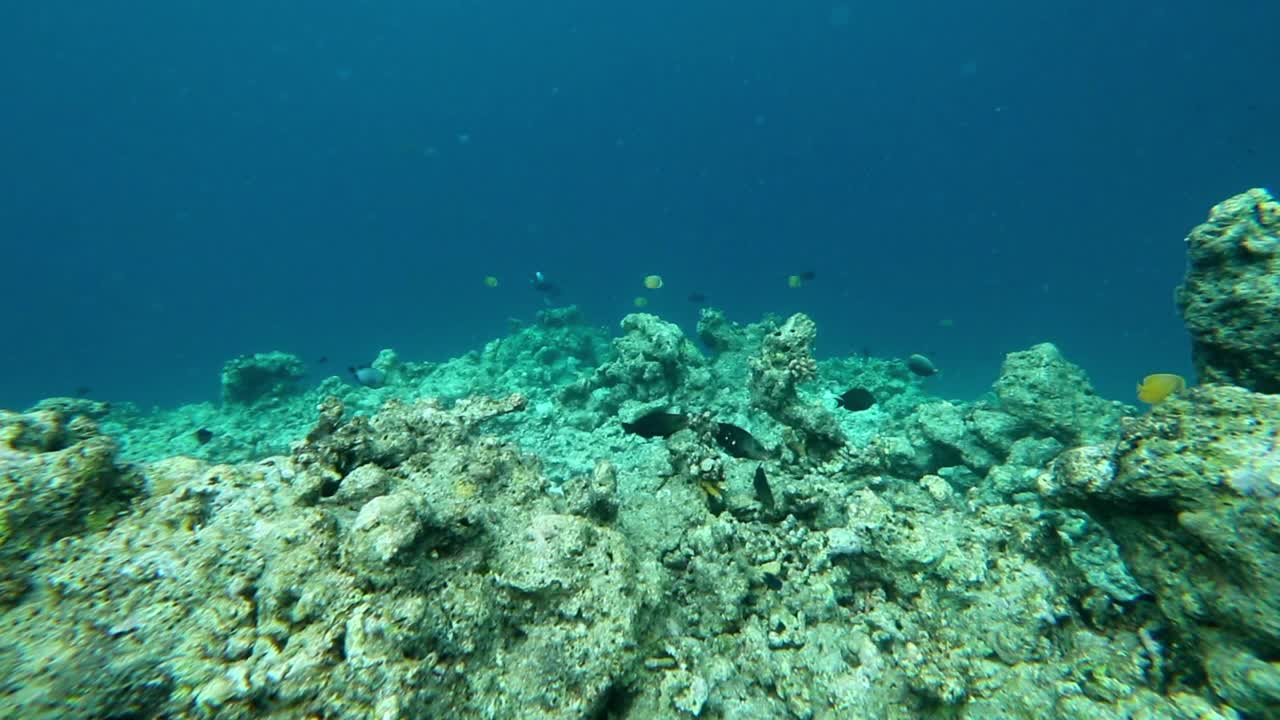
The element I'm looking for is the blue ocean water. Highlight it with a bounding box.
[1,1,1274,411]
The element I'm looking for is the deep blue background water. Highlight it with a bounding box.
[1,1,1275,410]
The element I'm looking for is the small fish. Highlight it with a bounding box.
[753,463,774,510]
[799,270,816,281]
[1137,373,1186,404]
[349,366,386,388]
[762,573,783,591]
[835,387,876,412]
[316,356,328,364]
[699,479,723,499]
[194,428,214,445]
[714,422,770,460]
[74,385,92,397]
[906,353,938,377]
[531,271,561,298]
[687,292,708,304]
[622,411,690,439]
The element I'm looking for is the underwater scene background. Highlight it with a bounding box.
[3,3,1280,720]
[2,1,1276,409]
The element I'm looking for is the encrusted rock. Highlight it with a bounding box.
[993,343,1130,445]
[748,313,844,452]
[220,350,307,405]
[1176,188,1280,393]
[1039,384,1280,716]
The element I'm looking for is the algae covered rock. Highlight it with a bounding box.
[1176,188,1280,393]
[1039,384,1280,717]
[0,407,140,605]
[993,342,1129,445]
[562,312,707,416]
[748,313,844,452]
[0,392,648,720]
[220,350,308,404]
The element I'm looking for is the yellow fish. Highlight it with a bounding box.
[1137,373,1186,404]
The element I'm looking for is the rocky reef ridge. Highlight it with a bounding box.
[1,191,1277,718]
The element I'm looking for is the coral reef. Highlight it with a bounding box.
[1176,187,1280,393]
[748,313,844,454]
[5,337,1248,720]
[220,351,308,405]
[4,189,1278,718]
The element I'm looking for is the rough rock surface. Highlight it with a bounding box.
[993,343,1130,445]
[0,395,650,720]
[1039,385,1280,718]
[1176,187,1280,393]
[562,313,709,417]
[748,313,845,454]
[0,407,141,606]
[220,351,308,405]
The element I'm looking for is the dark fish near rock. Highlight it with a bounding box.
[906,353,938,377]
[194,428,214,445]
[622,411,690,439]
[753,463,774,510]
[349,366,386,388]
[714,422,769,460]
[835,387,876,412]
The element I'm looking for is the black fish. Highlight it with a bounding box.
[317,356,328,364]
[74,385,92,397]
[687,292,708,304]
[194,428,214,445]
[753,464,774,510]
[835,387,876,412]
[531,271,561,298]
[622,411,690,439]
[799,270,816,281]
[762,573,783,591]
[714,422,769,460]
